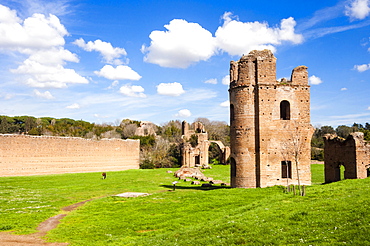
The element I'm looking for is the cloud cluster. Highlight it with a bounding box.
[142,12,303,68]
[142,19,217,68]
[119,84,146,98]
[33,89,54,99]
[354,63,370,72]
[74,38,127,65]
[204,78,217,84]
[222,75,230,85]
[74,38,141,83]
[175,109,191,118]
[156,82,185,96]
[0,4,88,89]
[308,75,323,85]
[345,0,370,20]
[215,13,302,56]
[94,65,142,81]
[220,100,229,107]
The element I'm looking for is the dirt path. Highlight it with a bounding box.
[0,199,93,246]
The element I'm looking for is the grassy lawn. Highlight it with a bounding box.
[1,164,369,245]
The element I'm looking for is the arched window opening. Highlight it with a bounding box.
[280,100,290,120]
[367,166,370,177]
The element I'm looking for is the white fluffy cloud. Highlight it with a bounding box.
[308,75,323,85]
[345,0,370,20]
[73,38,127,65]
[33,89,54,99]
[142,19,217,68]
[222,75,230,85]
[204,78,217,84]
[94,65,142,81]
[0,4,88,88]
[341,87,348,91]
[119,84,146,98]
[156,82,185,96]
[143,13,302,68]
[220,100,229,107]
[354,63,370,72]
[175,109,191,117]
[66,103,80,109]
[0,5,67,51]
[12,58,88,88]
[215,12,303,56]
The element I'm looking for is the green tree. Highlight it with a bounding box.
[188,134,198,148]
[0,116,10,133]
[336,125,353,139]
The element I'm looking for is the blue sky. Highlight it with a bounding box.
[0,0,370,127]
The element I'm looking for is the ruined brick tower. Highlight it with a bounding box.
[229,50,314,188]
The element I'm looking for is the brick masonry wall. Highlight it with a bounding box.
[0,134,140,176]
[229,50,314,188]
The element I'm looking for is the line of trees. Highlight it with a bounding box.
[2,115,368,165]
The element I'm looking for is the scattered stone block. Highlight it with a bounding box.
[114,192,150,198]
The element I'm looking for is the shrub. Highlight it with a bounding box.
[139,160,155,169]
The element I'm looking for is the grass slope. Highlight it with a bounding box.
[1,164,369,245]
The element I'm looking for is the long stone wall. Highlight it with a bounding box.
[0,134,140,176]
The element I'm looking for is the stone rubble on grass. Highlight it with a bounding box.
[114,192,150,198]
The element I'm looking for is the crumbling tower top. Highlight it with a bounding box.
[230,49,277,88]
[230,49,308,89]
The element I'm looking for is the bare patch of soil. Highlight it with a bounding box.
[0,199,93,246]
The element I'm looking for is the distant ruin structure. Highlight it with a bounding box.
[181,121,230,167]
[0,134,140,177]
[323,132,370,183]
[134,121,157,136]
[229,49,314,188]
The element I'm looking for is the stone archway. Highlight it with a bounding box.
[209,141,230,165]
[208,142,223,164]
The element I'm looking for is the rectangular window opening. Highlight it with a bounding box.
[281,161,292,178]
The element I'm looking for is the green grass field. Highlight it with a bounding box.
[1,164,369,245]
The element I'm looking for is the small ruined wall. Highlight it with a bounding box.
[0,134,140,177]
[324,132,370,183]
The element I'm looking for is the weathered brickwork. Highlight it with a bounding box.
[323,132,370,183]
[229,50,314,188]
[0,134,140,176]
[181,121,230,167]
[181,121,209,167]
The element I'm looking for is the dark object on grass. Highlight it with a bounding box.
[210,180,223,184]
[201,183,212,187]
[102,172,107,179]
